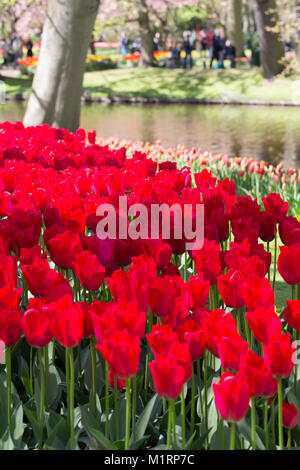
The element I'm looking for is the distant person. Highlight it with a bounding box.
[209,31,223,69]
[183,31,194,69]
[221,40,236,68]
[200,30,208,53]
[120,33,129,58]
[169,43,181,68]
[2,35,23,68]
[23,37,33,57]
[153,32,161,52]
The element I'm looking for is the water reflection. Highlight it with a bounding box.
[1,101,300,168]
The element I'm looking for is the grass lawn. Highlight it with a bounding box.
[83,67,299,102]
[1,66,299,103]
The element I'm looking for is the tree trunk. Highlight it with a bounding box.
[252,0,285,78]
[227,0,244,57]
[23,0,100,132]
[294,1,300,63]
[138,0,154,67]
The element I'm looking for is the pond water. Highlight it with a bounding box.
[1,101,300,168]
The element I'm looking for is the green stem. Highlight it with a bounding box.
[204,351,208,447]
[65,348,70,425]
[251,397,256,450]
[184,251,188,283]
[236,308,241,335]
[90,337,97,415]
[267,241,270,282]
[220,419,224,450]
[105,361,109,439]
[125,378,131,451]
[272,232,277,292]
[170,398,176,449]
[271,401,275,444]
[144,309,153,392]
[230,422,235,450]
[114,377,120,442]
[78,344,82,377]
[288,428,291,450]
[278,378,284,450]
[163,398,167,414]
[38,348,45,448]
[52,338,56,365]
[29,346,33,396]
[167,400,172,450]
[197,359,203,418]
[68,348,75,450]
[181,388,186,449]
[6,346,11,435]
[132,375,137,443]
[264,399,269,450]
[44,345,49,410]
[191,363,195,435]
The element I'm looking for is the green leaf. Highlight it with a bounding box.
[287,389,300,417]
[20,357,32,396]
[80,405,117,450]
[23,400,42,444]
[84,350,106,396]
[44,413,69,449]
[237,417,266,450]
[184,430,197,450]
[130,393,161,446]
[11,402,24,444]
[210,421,231,450]
[47,364,62,408]
[0,429,15,450]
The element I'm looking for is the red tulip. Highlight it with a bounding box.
[259,212,277,242]
[21,257,50,297]
[45,295,84,348]
[0,310,23,346]
[108,370,125,391]
[184,273,210,311]
[0,255,17,288]
[149,353,186,400]
[148,277,176,317]
[213,372,250,422]
[284,300,300,333]
[97,328,140,379]
[47,230,83,270]
[22,303,53,348]
[203,309,238,357]
[239,350,278,398]
[0,284,22,311]
[146,324,178,357]
[279,216,300,246]
[167,340,192,383]
[278,244,300,285]
[282,402,299,429]
[73,251,105,291]
[263,334,295,379]
[193,239,222,285]
[262,193,288,222]
[241,275,275,311]
[245,307,282,344]
[217,269,246,309]
[177,319,206,362]
[217,334,248,372]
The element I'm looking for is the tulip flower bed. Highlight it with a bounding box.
[110,138,300,219]
[0,121,300,451]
